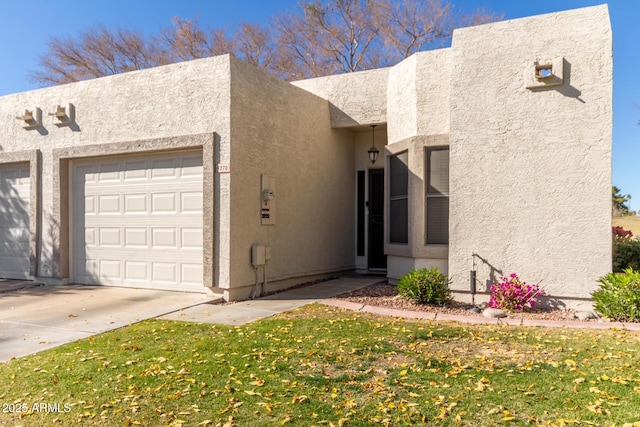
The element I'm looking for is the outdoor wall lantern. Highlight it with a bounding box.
[15,108,42,130]
[368,124,379,164]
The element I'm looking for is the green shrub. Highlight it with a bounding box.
[397,268,451,305]
[613,239,640,272]
[593,268,640,322]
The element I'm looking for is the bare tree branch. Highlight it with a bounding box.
[29,1,502,86]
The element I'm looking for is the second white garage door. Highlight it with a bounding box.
[0,163,31,280]
[72,151,204,291]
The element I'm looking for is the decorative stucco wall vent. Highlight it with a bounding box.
[49,103,75,127]
[15,108,42,130]
[525,57,564,89]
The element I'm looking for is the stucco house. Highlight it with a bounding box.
[0,5,611,307]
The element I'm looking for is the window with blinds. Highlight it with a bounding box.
[389,151,409,244]
[425,148,449,245]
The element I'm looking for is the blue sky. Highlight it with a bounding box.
[1,1,637,210]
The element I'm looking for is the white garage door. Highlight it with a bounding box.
[72,151,204,291]
[0,163,31,280]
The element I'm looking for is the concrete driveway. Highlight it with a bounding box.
[0,284,214,362]
[0,276,381,362]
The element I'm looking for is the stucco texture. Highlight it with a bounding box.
[226,58,356,299]
[387,49,450,144]
[448,5,612,301]
[292,68,388,128]
[385,49,452,280]
[0,56,232,286]
[0,5,613,305]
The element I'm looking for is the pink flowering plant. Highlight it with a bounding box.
[488,273,544,312]
[613,226,633,243]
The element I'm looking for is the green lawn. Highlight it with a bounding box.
[613,215,640,236]
[1,305,640,426]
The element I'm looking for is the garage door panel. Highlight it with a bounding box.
[182,264,203,285]
[0,212,29,228]
[80,242,203,256]
[98,195,121,214]
[0,163,31,280]
[124,194,147,213]
[181,228,203,249]
[83,244,201,257]
[124,161,148,180]
[83,228,96,246]
[181,157,204,177]
[1,187,29,201]
[72,151,203,290]
[181,192,203,213]
[76,259,97,281]
[84,195,96,214]
[152,262,177,283]
[151,159,178,178]
[152,228,177,248]
[125,261,148,281]
[97,163,120,182]
[98,228,121,246]
[1,167,29,185]
[151,193,177,213]
[86,216,200,226]
[74,164,96,183]
[99,259,121,279]
[125,228,148,247]
[0,238,30,256]
[0,257,31,272]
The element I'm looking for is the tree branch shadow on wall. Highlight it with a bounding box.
[472,253,568,310]
[538,294,567,310]
[40,213,61,279]
[0,186,99,300]
[0,212,87,300]
[472,253,502,293]
[0,168,30,282]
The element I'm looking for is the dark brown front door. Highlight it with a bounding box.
[368,169,386,269]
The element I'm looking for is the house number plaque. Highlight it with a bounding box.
[216,163,231,173]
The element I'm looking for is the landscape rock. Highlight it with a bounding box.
[574,310,599,321]
[483,308,506,318]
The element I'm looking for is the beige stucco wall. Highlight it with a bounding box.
[294,49,455,280]
[292,68,388,127]
[0,4,613,305]
[387,49,450,144]
[448,5,612,304]
[225,57,356,299]
[385,49,452,280]
[0,55,233,287]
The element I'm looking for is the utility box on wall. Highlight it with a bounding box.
[252,244,266,266]
[261,174,276,225]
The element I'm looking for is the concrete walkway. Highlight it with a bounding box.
[159,277,380,325]
[0,277,381,362]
